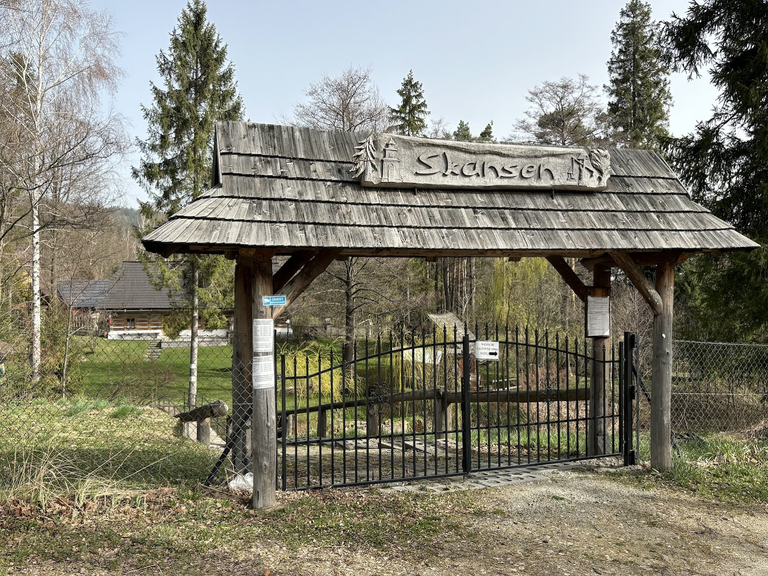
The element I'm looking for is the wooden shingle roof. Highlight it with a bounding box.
[142,122,758,259]
[97,261,182,311]
[57,280,112,309]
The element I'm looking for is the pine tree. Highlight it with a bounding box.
[453,120,473,141]
[606,0,671,148]
[477,121,495,142]
[389,70,429,136]
[665,0,768,341]
[134,0,244,409]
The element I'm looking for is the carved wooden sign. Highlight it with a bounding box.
[352,134,611,191]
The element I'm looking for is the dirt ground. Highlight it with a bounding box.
[6,467,768,576]
[237,469,768,576]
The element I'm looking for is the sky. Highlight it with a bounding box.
[90,0,719,208]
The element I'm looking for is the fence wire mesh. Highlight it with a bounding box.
[1,332,236,497]
[4,330,768,497]
[633,340,768,447]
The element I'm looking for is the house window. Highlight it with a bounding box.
[126,318,136,329]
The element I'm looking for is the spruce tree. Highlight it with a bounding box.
[134,0,244,409]
[389,70,429,136]
[665,0,768,341]
[606,0,671,149]
[478,121,495,142]
[453,120,473,142]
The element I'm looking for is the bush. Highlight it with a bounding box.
[278,341,357,402]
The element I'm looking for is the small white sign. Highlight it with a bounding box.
[252,356,275,390]
[253,319,274,353]
[476,340,500,361]
[587,296,610,338]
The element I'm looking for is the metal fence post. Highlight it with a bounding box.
[623,332,636,466]
[461,333,472,474]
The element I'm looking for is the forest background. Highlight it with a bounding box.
[0,0,764,395]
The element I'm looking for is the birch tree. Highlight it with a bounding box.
[0,0,126,381]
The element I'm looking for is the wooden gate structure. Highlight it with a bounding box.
[143,122,757,508]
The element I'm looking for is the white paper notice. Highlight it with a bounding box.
[252,356,275,390]
[587,296,610,338]
[253,318,274,353]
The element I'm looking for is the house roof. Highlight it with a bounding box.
[427,313,475,340]
[97,261,182,311]
[57,280,112,309]
[142,122,758,259]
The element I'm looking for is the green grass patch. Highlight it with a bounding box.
[63,336,233,403]
[1,397,218,505]
[614,432,768,503]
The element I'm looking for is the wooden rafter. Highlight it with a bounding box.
[271,249,342,319]
[610,251,663,316]
[273,251,315,293]
[546,256,588,302]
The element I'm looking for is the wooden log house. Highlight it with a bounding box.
[142,122,758,508]
[96,261,229,339]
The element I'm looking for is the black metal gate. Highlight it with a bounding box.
[276,328,635,490]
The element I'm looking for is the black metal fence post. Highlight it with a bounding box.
[461,333,472,474]
[623,332,636,466]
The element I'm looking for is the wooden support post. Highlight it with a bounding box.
[366,403,380,438]
[651,261,674,471]
[589,266,610,456]
[434,391,446,439]
[317,407,328,438]
[232,256,253,474]
[197,418,210,448]
[252,254,276,509]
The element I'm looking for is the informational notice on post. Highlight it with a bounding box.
[253,318,274,353]
[252,356,274,390]
[476,340,500,361]
[586,296,610,338]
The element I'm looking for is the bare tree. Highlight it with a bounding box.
[511,74,614,146]
[0,0,126,381]
[292,66,389,133]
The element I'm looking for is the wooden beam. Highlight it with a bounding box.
[272,251,314,293]
[589,266,610,456]
[582,250,690,270]
[546,256,588,302]
[610,251,663,316]
[231,256,253,474]
[651,261,675,471]
[251,255,276,509]
[271,249,342,319]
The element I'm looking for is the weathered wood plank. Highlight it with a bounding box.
[610,251,663,315]
[651,261,675,471]
[546,256,588,302]
[179,197,729,235]
[251,256,275,510]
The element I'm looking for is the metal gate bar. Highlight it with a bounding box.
[270,327,634,491]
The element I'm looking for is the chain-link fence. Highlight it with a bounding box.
[1,332,236,498]
[634,340,768,443]
[4,331,768,499]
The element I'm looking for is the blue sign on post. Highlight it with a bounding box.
[262,295,287,306]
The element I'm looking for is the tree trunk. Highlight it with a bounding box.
[61,303,73,398]
[343,259,356,389]
[188,257,199,440]
[31,201,41,383]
